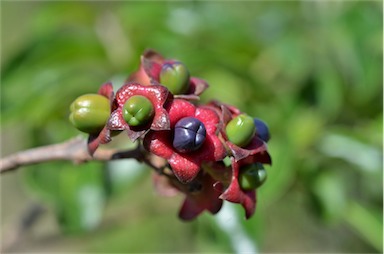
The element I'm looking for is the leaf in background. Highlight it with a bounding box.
[200,69,249,108]
[318,132,382,174]
[23,162,106,234]
[336,2,383,108]
[310,170,347,223]
[287,108,325,152]
[104,160,148,198]
[257,137,296,207]
[1,30,111,125]
[314,57,343,120]
[344,201,383,252]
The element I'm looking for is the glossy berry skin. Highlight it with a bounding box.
[69,94,110,134]
[238,163,267,190]
[159,61,190,94]
[226,114,256,147]
[123,95,154,126]
[173,117,206,153]
[254,118,270,142]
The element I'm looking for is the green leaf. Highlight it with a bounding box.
[344,202,383,252]
[23,162,106,234]
[314,58,343,119]
[258,137,296,206]
[311,171,347,222]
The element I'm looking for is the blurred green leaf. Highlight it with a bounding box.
[258,137,296,206]
[287,108,325,152]
[314,58,344,119]
[23,162,106,234]
[344,202,383,252]
[310,170,347,222]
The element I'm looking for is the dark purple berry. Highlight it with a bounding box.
[254,118,270,142]
[173,117,206,153]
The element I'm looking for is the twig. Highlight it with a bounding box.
[0,137,171,251]
[0,136,140,173]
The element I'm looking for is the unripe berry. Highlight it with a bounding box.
[69,94,110,134]
[238,163,267,190]
[123,95,154,126]
[226,114,256,147]
[159,61,190,94]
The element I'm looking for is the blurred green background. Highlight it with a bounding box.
[1,1,382,253]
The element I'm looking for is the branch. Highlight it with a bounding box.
[0,136,142,173]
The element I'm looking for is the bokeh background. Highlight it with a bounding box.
[1,1,383,253]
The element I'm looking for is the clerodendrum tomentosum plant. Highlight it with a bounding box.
[69,49,272,220]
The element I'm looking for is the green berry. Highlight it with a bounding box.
[69,94,110,134]
[225,114,256,147]
[123,95,154,126]
[223,156,232,167]
[238,163,267,190]
[159,62,190,94]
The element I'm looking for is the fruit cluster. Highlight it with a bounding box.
[69,50,272,220]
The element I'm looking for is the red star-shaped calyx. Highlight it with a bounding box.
[219,157,257,219]
[144,99,226,183]
[108,82,171,141]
